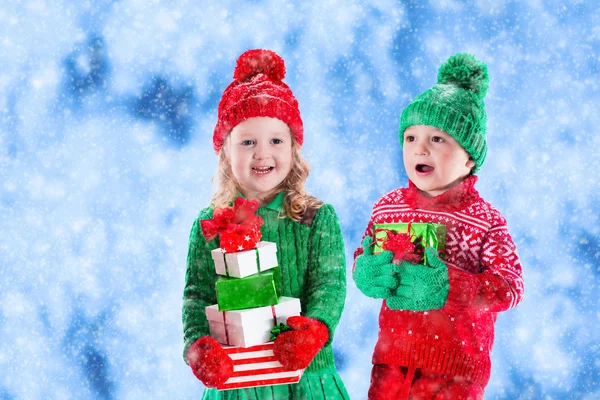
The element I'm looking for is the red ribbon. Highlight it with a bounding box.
[271,305,277,326]
[201,197,264,242]
[222,311,230,345]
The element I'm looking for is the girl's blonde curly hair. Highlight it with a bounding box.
[211,135,322,222]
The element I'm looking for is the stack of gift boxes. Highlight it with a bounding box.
[201,198,303,391]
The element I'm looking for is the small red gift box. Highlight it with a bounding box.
[201,198,264,253]
[219,228,261,253]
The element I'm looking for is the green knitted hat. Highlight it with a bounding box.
[399,53,489,173]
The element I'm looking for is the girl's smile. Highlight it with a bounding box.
[251,165,275,174]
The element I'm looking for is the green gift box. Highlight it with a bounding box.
[216,267,282,311]
[373,222,446,264]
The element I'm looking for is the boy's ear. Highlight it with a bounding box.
[466,159,476,170]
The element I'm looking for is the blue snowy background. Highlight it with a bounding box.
[1,1,598,399]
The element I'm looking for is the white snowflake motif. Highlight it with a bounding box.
[244,235,251,241]
[482,241,518,268]
[238,245,244,251]
[447,229,481,265]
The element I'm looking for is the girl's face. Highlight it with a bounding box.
[229,117,293,205]
[403,125,475,197]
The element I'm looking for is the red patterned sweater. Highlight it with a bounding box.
[353,176,524,386]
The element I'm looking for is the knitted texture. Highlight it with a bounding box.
[200,367,349,400]
[353,237,399,299]
[354,176,524,387]
[386,247,450,311]
[183,193,348,399]
[187,336,234,388]
[273,316,329,371]
[399,53,489,173]
[368,365,485,400]
[213,49,303,153]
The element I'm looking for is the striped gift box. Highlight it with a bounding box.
[217,342,304,391]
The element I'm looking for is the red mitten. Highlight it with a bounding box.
[273,316,329,371]
[187,336,234,388]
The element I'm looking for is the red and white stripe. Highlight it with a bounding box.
[217,343,303,391]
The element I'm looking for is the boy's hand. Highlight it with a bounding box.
[353,237,399,299]
[387,247,450,311]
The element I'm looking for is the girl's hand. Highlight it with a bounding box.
[273,316,329,371]
[187,336,234,388]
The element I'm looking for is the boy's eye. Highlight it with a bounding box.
[432,136,444,143]
[404,135,415,142]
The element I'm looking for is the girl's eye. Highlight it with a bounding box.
[241,140,254,146]
[271,138,283,145]
[432,136,444,143]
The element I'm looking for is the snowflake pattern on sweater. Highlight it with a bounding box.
[354,176,524,386]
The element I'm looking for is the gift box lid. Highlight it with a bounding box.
[211,241,278,276]
[206,297,301,325]
[256,241,276,256]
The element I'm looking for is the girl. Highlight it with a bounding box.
[182,49,350,400]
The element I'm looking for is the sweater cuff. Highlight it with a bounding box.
[183,333,205,365]
[443,266,478,312]
[306,344,335,372]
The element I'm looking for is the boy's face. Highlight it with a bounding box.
[403,125,475,197]
[229,116,293,205]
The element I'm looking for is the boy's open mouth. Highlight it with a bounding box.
[416,164,434,173]
[252,166,275,174]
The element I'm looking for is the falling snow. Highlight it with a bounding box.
[0,1,598,399]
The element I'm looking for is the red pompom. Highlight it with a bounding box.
[233,49,286,81]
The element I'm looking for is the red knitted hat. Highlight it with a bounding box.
[213,49,304,154]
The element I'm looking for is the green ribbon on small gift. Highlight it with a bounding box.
[269,323,291,341]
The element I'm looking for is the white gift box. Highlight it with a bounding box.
[206,297,301,348]
[217,342,304,390]
[211,241,278,278]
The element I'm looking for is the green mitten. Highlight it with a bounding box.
[387,247,450,311]
[353,237,399,299]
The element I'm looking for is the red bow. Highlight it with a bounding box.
[375,222,425,265]
[201,197,264,242]
[381,230,422,264]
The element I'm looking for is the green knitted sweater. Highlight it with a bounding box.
[182,192,349,399]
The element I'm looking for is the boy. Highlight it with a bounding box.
[353,53,524,400]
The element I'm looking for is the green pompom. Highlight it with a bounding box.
[437,53,489,99]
